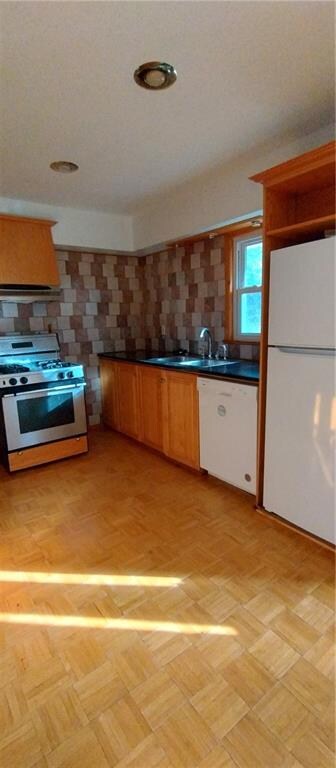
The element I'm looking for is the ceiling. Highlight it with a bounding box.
[0,1,334,214]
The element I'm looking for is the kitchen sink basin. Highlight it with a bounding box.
[143,356,239,368]
[144,356,195,364]
[181,359,239,367]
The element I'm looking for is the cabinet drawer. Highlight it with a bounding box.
[8,435,88,471]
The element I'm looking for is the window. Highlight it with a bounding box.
[233,233,263,340]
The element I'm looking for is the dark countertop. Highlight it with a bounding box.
[98,351,259,385]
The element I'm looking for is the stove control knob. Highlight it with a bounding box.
[58,372,65,380]
[66,371,74,378]
[20,376,28,384]
[9,377,17,386]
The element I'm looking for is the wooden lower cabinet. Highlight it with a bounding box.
[161,371,200,469]
[101,359,139,439]
[116,363,140,440]
[100,358,120,430]
[138,365,164,452]
[100,359,200,470]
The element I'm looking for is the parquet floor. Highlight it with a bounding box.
[0,429,334,768]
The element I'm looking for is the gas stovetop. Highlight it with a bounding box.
[37,360,74,370]
[0,360,75,374]
[0,333,85,390]
[0,364,30,375]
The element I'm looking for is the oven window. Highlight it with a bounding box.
[17,392,75,433]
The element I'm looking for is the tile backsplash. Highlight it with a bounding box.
[0,238,259,424]
[142,237,259,362]
[0,250,145,425]
[142,237,225,354]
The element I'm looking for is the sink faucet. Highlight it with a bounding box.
[200,327,213,359]
[221,343,229,360]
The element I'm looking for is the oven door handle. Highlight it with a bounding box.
[3,383,86,398]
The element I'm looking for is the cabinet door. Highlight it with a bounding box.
[162,371,200,469]
[117,363,140,440]
[100,359,120,430]
[0,215,59,286]
[138,365,164,451]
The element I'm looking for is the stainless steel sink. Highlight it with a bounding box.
[181,359,239,367]
[143,356,239,368]
[144,356,196,364]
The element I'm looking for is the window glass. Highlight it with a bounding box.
[233,233,263,339]
[241,292,262,335]
[242,241,263,288]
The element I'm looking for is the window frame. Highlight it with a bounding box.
[233,231,263,342]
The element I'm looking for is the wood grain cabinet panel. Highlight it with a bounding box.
[8,436,88,471]
[0,214,59,286]
[100,359,120,430]
[162,370,200,470]
[116,362,140,440]
[100,360,200,470]
[138,365,164,452]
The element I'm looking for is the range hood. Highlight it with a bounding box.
[0,284,61,303]
[0,214,60,302]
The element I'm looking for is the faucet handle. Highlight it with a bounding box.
[219,343,229,359]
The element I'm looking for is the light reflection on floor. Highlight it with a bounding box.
[0,570,181,588]
[0,568,237,636]
[0,611,238,636]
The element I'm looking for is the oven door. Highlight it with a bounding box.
[2,383,87,451]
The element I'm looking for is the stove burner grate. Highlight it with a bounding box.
[0,364,30,375]
[37,360,72,370]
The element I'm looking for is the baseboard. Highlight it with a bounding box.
[255,505,335,552]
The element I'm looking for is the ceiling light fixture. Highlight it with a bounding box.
[50,161,79,173]
[134,61,177,90]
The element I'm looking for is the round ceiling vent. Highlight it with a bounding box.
[134,61,177,90]
[50,161,79,173]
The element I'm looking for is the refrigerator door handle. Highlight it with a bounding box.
[276,346,336,356]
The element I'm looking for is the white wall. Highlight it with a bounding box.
[133,125,335,251]
[1,124,334,253]
[0,197,134,253]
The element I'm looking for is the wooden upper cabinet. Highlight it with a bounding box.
[162,370,200,470]
[100,359,120,430]
[117,362,140,440]
[250,140,336,243]
[0,214,59,286]
[138,365,164,452]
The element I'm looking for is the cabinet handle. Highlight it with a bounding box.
[160,378,165,383]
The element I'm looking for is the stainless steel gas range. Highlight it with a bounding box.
[0,333,88,471]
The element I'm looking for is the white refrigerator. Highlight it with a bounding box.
[264,237,336,544]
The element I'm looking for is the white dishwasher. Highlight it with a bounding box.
[197,377,258,494]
